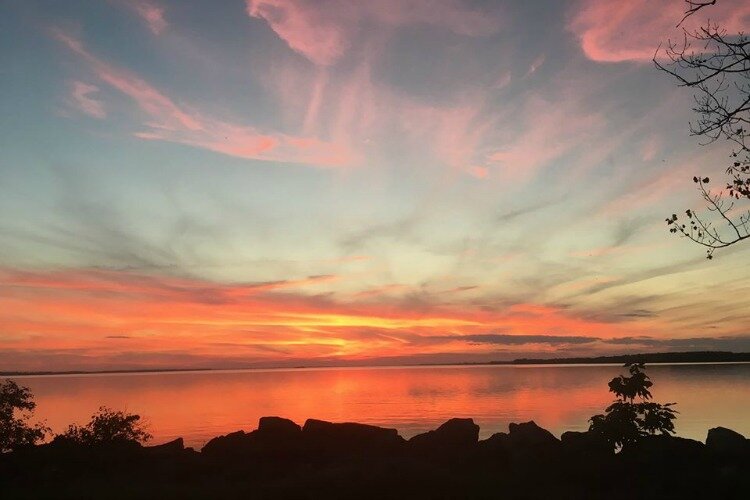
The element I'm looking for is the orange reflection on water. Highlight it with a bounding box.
[18,363,750,449]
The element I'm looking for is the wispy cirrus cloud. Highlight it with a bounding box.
[67,80,106,118]
[246,0,502,65]
[485,95,605,182]
[53,30,356,167]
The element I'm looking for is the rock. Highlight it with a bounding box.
[508,421,559,449]
[706,427,748,456]
[623,434,705,465]
[561,431,611,457]
[302,419,404,456]
[408,418,480,456]
[203,418,305,461]
[258,416,301,436]
[201,430,252,457]
[145,438,184,455]
[476,431,511,460]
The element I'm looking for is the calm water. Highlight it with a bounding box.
[15,363,750,449]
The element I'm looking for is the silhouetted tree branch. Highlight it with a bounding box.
[655,2,750,258]
[0,380,49,452]
[677,0,716,27]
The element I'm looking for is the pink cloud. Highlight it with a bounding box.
[118,0,168,35]
[262,54,493,175]
[246,0,501,65]
[485,96,604,182]
[68,81,106,119]
[54,30,356,167]
[570,0,750,63]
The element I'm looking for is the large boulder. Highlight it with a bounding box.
[145,438,185,456]
[408,418,480,456]
[508,421,559,449]
[622,434,705,465]
[498,421,560,462]
[706,427,748,456]
[476,431,511,461]
[302,419,404,457]
[202,417,304,461]
[561,430,611,457]
[258,416,301,437]
[201,430,253,458]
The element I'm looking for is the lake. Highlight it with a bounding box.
[14,363,750,449]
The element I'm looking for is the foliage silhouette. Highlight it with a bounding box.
[656,0,750,258]
[589,363,677,451]
[0,379,48,452]
[58,406,152,445]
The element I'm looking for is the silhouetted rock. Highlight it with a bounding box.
[408,418,479,456]
[3,416,750,499]
[201,430,252,457]
[706,427,748,456]
[476,431,511,461]
[302,419,404,456]
[561,430,611,457]
[508,421,559,448]
[623,434,705,464]
[145,438,184,455]
[258,416,301,436]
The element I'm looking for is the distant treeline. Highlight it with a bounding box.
[504,351,750,365]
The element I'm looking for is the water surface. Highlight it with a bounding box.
[17,363,750,449]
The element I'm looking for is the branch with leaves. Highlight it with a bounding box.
[666,176,750,258]
[655,2,750,258]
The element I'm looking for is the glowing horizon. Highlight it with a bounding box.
[1,0,750,371]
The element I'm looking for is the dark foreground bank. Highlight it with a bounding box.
[2,417,749,500]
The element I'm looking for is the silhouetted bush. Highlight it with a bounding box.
[589,363,677,451]
[0,379,48,452]
[58,406,152,445]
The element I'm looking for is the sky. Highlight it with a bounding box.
[1,0,750,371]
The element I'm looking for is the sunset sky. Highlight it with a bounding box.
[2,0,750,371]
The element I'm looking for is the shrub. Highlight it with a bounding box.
[59,406,151,445]
[589,363,677,451]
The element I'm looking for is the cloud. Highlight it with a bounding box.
[0,265,663,370]
[53,30,355,167]
[485,95,605,182]
[246,0,501,65]
[569,0,750,63]
[603,335,750,351]
[68,81,106,118]
[123,0,168,35]
[427,333,599,346]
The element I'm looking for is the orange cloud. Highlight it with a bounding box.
[0,266,667,371]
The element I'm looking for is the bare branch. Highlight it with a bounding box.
[677,0,716,28]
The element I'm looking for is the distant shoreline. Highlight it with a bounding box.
[3,351,750,377]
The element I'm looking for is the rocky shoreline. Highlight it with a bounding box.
[2,416,749,499]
